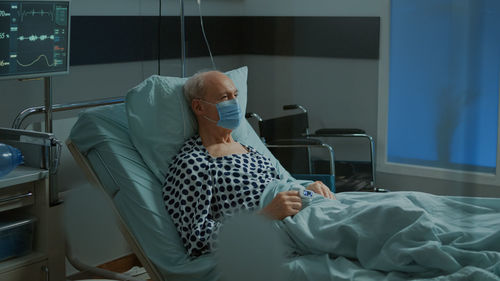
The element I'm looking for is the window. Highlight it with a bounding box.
[378,0,500,184]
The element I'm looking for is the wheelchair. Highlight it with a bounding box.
[246,104,381,193]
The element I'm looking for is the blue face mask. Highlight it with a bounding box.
[200,98,242,130]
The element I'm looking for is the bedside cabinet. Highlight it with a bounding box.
[0,166,65,281]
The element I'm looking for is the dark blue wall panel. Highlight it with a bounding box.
[70,16,380,66]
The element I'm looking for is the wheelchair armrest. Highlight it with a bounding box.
[267,138,322,145]
[311,129,373,142]
[314,128,366,135]
[245,112,263,122]
[283,104,307,113]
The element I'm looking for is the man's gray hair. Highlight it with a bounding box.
[183,70,223,103]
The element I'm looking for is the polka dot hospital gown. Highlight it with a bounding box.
[162,136,280,256]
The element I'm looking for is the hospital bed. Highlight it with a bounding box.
[65,67,302,281]
[65,67,500,281]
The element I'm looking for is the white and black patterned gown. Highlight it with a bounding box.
[162,135,280,256]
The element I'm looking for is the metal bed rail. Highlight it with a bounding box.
[12,96,125,129]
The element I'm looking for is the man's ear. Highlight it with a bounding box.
[192,99,203,116]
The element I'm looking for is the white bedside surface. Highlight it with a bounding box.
[0,166,48,189]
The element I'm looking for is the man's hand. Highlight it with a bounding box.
[306,181,335,199]
[259,191,302,220]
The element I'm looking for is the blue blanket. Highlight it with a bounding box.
[249,180,500,281]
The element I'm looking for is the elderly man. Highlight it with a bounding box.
[162,71,334,257]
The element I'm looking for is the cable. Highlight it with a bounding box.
[197,0,217,70]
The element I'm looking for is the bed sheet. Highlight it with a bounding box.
[258,180,500,281]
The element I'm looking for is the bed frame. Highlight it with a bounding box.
[14,97,165,280]
[66,139,164,281]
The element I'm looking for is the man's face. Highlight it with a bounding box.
[198,72,238,122]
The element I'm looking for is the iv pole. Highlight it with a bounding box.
[44,76,60,206]
[158,0,185,77]
[180,0,186,77]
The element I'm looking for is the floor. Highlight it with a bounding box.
[66,254,150,280]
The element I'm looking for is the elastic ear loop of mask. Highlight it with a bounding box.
[198,99,218,123]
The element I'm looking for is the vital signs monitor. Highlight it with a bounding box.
[0,0,70,80]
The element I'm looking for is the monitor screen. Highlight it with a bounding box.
[0,0,70,80]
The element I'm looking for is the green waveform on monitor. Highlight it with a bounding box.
[0,10,11,17]
[20,8,54,21]
[0,59,10,67]
[17,34,55,41]
[17,54,55,67]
